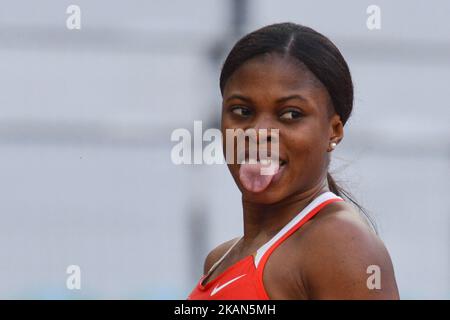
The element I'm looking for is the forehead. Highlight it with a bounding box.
[223,53,330,108]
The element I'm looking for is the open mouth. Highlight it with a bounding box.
[240,158,287,170]
[238,154,288,193]
[238,151,287,167]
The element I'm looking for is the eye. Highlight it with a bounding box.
[231,106,252,117]
[280,109,303,120]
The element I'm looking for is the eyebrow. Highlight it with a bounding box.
[275,94,308,104]
[225,93,308,104]
[225,94,253,103]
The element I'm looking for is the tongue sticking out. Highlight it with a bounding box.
[239,161,280,193]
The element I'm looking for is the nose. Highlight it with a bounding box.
[244,116,279,158]
[250,115,278,144]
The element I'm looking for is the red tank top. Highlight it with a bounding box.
[187,191,344,300]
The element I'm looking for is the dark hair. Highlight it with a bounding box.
[219,22,376,231]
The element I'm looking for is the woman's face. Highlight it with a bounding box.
[221,53,343,204]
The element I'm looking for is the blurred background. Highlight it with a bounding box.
[0,0,448,299]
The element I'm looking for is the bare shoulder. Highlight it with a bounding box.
[297,201,400,299]
[203,237,241,275]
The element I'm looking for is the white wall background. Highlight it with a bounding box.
[0,0,448,299]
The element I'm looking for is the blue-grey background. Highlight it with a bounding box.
[0,0,448,299]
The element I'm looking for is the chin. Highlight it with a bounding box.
[239,186,287,205]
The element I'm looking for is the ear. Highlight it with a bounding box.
[329,114,344,145]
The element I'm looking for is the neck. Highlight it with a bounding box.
[241,178,330,248]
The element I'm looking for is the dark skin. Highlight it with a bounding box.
[201,52,399,299]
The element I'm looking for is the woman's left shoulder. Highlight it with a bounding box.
[296,201,400,299]
[302,200,380,248]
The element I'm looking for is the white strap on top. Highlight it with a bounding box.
[206,191,343,274]
[207,236,243,275]
[253,191,343,268]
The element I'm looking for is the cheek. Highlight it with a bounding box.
[284,128,327,176]
[221,115,237,140]
[221,117,233,155]
[284,131,313,162]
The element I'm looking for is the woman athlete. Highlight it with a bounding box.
[188,23,399,300]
